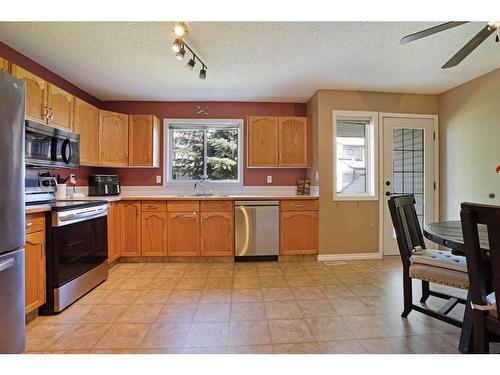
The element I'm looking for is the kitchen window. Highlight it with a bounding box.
[165,119,243,184]
[332,111,378,200]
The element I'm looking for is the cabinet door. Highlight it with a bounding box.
[11,64,48,123]
[200,212,233,256]
[167,212,200,256]
[129,115,160,167]
[47,84,73,129]
[0,57,9,72]
[107,203,121,262]
[119,202,142,257]
[280,211,319,255]
[73,98,100,165]
[247,116,279,167]
[142,212,167,256]
[25,231,46,314]
[278,117,309,167]
[100,110,129,166]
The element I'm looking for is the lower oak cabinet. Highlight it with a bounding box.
[107,203,121,262]
[200,212,234,256]
[280,200,319,255]
[25,213,46,314]
[142,212,167,256]
[168,211,200,256]
[118,201,142,257]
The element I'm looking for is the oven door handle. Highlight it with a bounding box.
[59,210,106,223]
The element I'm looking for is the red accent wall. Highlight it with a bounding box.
[1,41,308,187]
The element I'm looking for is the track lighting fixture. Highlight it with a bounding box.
[186,56,196,70]
[199,65,207,80]
[175,45,186,60]
[172,38,183,53]
[171,22,208,80]
[174,22,188,38]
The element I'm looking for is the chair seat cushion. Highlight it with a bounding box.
[410,249,467,273]
[409,263,469,289]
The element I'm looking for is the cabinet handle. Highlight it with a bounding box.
[176,212,196,219]
[26,222,33,228]
[48,108,54,120]
[147,205,157,209]
[295,204,305,208]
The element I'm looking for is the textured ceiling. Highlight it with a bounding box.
[0,22,499,102]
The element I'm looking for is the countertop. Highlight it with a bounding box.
[119,195,319,201]
[25,205,52,214]
[25,194,318,213]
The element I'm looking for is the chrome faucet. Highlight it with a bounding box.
[194,174,209,195]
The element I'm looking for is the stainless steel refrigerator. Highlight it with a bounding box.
[0,70,26,353]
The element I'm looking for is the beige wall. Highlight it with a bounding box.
[307,90,439,255]
[439,68,500,220]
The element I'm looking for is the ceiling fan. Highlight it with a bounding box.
[400,21,500,69]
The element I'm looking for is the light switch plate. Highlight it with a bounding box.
[267,175,272,184]
[156,175,162,184]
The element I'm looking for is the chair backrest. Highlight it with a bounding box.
[388,195,426,267]
[460,202,500,317]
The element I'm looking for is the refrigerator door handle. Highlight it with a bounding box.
[0,258,15,273]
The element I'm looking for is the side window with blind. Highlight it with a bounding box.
[333,111,378,200]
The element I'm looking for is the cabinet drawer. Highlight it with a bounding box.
[25,213,45,234]
[200,200,233,212]
[141,201,167,212]
[280,199,319,211]
[167,201,200,212]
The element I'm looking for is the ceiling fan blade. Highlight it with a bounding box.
[442,25,496,69]
[400,21,469,44]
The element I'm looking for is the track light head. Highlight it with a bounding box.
[199,66,207,80]
[176,46,186,60]
[186,56,196,70]
[172,38,183,53]
[174,22,188,38]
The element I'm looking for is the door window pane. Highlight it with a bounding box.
[392,128,425,226]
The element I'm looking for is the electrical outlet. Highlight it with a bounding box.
[266,175,272,184]
[156,175,162,184]
[315,171,319,181]
[69,174,76,185]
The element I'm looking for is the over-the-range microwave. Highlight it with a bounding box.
[25,120,80,169]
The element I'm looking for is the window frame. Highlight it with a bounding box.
[332,110,379,201]
[164,118,244,186]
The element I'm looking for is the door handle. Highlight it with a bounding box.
[385,192,392,197]
[0,258,15,273]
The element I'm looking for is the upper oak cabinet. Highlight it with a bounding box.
[99,110,129,166]
[0,57,9,72]
[247,116,279,167]
[47,84,73,129]
[129,115,160,167]
[73,98,100,165]
[278,117,309,167]
[11,64,48,123]
[247,116,310,168]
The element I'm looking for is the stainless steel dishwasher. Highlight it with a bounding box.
[234,201,279,261]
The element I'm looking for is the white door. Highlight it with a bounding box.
[381,115,437,256]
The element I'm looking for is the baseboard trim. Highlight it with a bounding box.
[317,252,383,261]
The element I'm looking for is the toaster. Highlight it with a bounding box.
[88,175,121,196]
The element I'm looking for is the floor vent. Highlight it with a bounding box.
[323,261,347,266]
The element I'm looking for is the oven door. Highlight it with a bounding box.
[51,216,107,288]
[25,120,80,169]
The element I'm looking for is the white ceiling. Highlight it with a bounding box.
[0,22,499,102]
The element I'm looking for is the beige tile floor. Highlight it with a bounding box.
[24,257,475,354]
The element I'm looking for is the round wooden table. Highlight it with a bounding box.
[423,220,490,256]
[423,220,491,353]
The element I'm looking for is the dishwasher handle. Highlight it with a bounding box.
[235,201,279,207]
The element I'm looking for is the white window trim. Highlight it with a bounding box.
[332,110,379,201]
[164,118,244,187]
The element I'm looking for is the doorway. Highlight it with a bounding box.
[381,114,438,256]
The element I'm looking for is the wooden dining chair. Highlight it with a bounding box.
[460,202,500,353]
[388,195,468,327]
